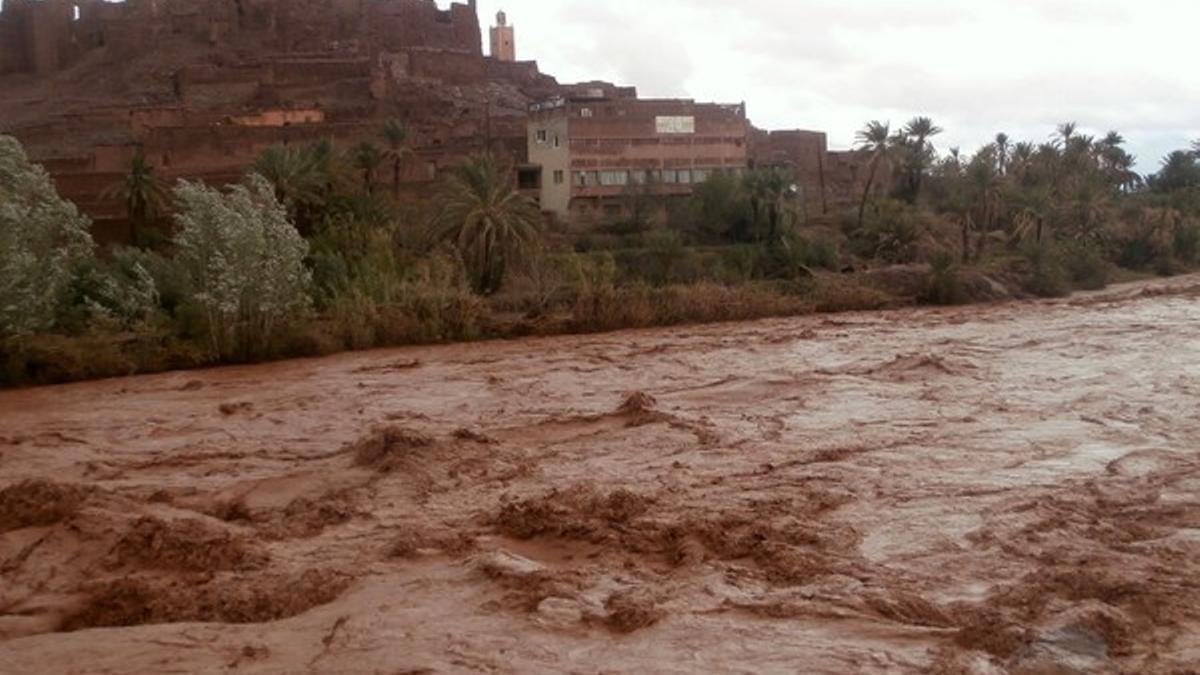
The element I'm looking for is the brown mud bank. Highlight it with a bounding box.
[1,275,1199,674]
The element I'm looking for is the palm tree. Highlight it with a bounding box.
[253,144,324,208]
[897,116,943,203]
[1009,142,1036,183]
[1096,132,1139,193]
[855,120,892,230]
[963,149,1003,262]
[1056,122,1078,147]
[947,147,962,168]
[1151,151,1200,193]
[381,119,412,201]
[350,141,385,195]
[994,133,1010,176]
[429,154,544,294]
[744,168,796,243]
[104,151,170,245]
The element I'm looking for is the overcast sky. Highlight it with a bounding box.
[473,0,1199,174]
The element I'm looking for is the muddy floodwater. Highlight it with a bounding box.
[1,276,1199,674]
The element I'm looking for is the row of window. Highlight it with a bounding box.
[571,137,744,148]
[536,130,744,148]
[571,168,731,188]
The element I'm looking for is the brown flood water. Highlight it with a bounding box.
[1,276,1199,674]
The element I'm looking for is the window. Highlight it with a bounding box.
[535,129,548,143]
[553,170,564,185]
[575,171,598,187]
[517,169,540,190]
[677,169,692,185]
[553,134,560,148]
[599,170,629,186]
[662,169,677,184]
[629,170,659,185]
[580,108,593,118]
[692,169,711,183]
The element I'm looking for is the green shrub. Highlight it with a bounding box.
[856,199,923,263]
[1174,220,1200,265]
[1021,242,1069,297]
[1060,242,1109,290]
[1115,229,1160,270]
[716,245,759,283]
[924,252,964,305]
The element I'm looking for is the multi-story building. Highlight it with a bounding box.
[526,87,750,220]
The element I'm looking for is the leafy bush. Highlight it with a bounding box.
[924,252,964,305]
[1060,241,1109,290]
[172,174,312,359]
[0,135,96,337]
[856,199,923,263]
[58,251,162,333]
[1021,242,1069,297]
[1173,220,1200,265]
[771,230,840,276]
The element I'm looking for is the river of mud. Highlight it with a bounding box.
[1,276,1199,674]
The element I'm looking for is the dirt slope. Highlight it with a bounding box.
[1,276,1199,674]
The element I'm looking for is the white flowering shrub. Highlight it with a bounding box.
[76,248,162,328]
[172,174,312,358]
[0,135,96,336]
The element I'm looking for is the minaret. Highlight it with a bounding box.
[489,10,515,62]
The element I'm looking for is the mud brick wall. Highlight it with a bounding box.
[407,48,486,85]
[486,59,560,100]
[749,128,830,212]
[0,12,28,74]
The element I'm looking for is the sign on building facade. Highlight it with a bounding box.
[655,116,696,134]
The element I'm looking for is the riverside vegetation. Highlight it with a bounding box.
[2,120,1199,387]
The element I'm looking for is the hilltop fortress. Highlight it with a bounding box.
[0,0,483,75]
[0,0,870,240]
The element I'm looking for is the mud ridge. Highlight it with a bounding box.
[0,480,90,533]
[62,569,355,631]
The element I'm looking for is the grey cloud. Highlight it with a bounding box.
[476,0,1200,170]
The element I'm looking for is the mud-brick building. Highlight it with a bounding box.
[749,128,831,215]
[526,86,750,219]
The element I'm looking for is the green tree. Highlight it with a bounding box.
[963,148,1003,262]
[253,144,324,209]
[994,132,1010,176]
[1056,121,1078,147]
[0,135,95,336]
[350,141,385,195]
[429,155,543,295]
[1097,132,1140,193]
[1151,151,1200,193]
[744,168,796,244]
[381,119,412,201]
[103,151,170,245]
[688,171,750,242]
[855,120,893,231]
[895,116,943,203]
